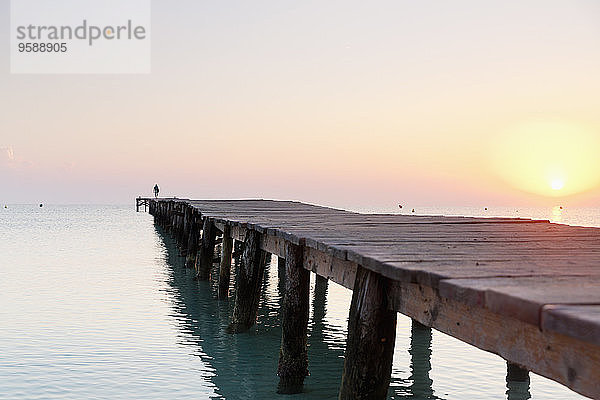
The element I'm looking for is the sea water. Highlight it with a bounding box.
[0,204,596,399]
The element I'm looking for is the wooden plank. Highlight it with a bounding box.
[261,233,286,257]
[542,305,600,347]
[438,276,600,326]
[385,259,600,288]
[303,246,357,290]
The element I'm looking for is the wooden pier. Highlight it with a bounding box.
[139,197,600,399]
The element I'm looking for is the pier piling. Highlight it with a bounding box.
[277,241,310,394]
[196,217,217,280]
[181,206,192,256]
[185,211,200,268]
[339,266,397,400]
[507,362,530,382]
[227,230,266,333]
[218,225,233,299]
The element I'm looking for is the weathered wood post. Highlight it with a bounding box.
[506,362,529,382]
[233,240,242,259]
[168,201,175,232]
[163,202,168,227]
[277,241,310,394]
[158,201,164,225]
[166,202,171,228]
[176,205,183,249]
[313,274,328,322]
[174,203,180,237]
[180,205,192,256]
[339,266,397,400]
[196,217,217,280]
[168,202,174,231]
[227,230,266,333]
[185,212,200,268]
[176,205,186,247]
[218,225,233,299]
[173,204,180,243]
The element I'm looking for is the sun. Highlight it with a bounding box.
[489,120,600,198]
[551,178,564,191]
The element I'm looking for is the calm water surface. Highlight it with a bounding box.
[0,205,596,399]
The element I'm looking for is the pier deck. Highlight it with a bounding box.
[140,197,600,399]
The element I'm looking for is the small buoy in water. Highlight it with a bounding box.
[39,204,43,207]
[412,208,415,213]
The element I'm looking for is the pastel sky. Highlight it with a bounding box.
[1,0,599,208]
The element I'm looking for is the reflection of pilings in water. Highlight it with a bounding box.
[304,274,346,396]
[156,227,185,270]
[506,362,531,400]
[155,225,234,365]
[408,319,437,399]
[308,274,330,370]
[154,225,282,399]
[256,254,285,331]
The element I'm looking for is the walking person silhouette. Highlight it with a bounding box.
[153,184,160,198]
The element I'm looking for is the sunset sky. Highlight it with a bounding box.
[1,0,599,208]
